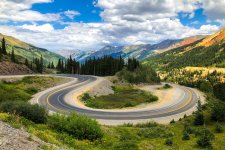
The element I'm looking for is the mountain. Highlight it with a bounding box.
[0,33,64,64]
[68,36,204,62]
[143,28,225,70]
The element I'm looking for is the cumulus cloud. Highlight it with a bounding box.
[200,0,225,21]
[0,0,60,22]
[20,24,54,32]
[0,0,223,51]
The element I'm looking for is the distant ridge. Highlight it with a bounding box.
[63,36,204,62]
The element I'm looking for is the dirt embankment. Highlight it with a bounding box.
[0,61,33,75]
[0,121,61,150]
[87,78,114,97]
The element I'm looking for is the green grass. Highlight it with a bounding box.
[1,111,225,150]
[0,76,68,103]
[81,85,158,109]
[0,76,225,149]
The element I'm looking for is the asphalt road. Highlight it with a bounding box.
[36,74,199,120]
[0,74,200,123]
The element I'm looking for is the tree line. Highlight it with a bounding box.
[56,55,125,76]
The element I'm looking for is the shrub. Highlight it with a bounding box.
[183,122,194,134]
[213,83,225,101]
[215,122,224,133]
[138,127,174,139]
[196,128,214,148]
[47,113,103,141]
[135,122,158,128]
[170,119,175,124]
[81,93,91,101]
[193,112,204,126]
[117,65,160,84]
[182,131,190,140]
[165,138,173,146]
[211,101,225,122]
[199,81,213,93]
[163,84,172,89]
[0,101,47,123]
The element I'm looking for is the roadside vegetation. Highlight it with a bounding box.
[117,64,160,84]
[0,76,68,123]
[1,92,225,150]
[157,83,172,90]
[81,85,158,109]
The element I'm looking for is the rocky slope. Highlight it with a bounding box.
[0,61,33,75]
[0,121,61,150]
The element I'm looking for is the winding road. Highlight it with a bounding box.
[0,74,203,125]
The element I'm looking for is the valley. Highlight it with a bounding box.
[0,5,225,150]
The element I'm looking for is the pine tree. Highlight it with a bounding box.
[25,58,29,66]
[40,55,44,73]
[51,62,54,69]
[11,47,16,63]
[1,38,7,55]
[47,62,51,69]
[0,47,2,61]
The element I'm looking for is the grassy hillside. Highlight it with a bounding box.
[0,33,64,65]
[143,28,225,70]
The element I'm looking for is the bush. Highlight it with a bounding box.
[163,84,172,89]
[193,112,204,126]
[47,113,103,141]
[213,83,225,101]
[199,81,213,93]
[138,127,173,139]
[182,131,190,140]
[215,122,224,133]
[165,138,173,146]
[117,65,160,84]
[183,122,194,134]
[196,128,214,148]
[211,101,225,122]
[0,101,47,123]
[81,93,91,101]
[170,119,175,124]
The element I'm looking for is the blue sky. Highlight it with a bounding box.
[32,0,102,25]
[0,0,224,51]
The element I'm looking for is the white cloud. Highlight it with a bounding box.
[0,0,60,22]
[64,10,80,20]
[0,0,223,51]
[200,0,225,21]
[20,24,54,32]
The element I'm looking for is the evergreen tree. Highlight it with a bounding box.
[182,131,190,140]
[11,47,16,63]
[47,62,51,69]
[51,62,55,69]
[0,47,2,61]
[197,128,214,148]
[1,38,7,55]
[25,58,29,66]
[40,55,44,73]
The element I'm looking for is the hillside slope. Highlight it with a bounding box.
[143,28,225,70]
[0,33,64,64]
